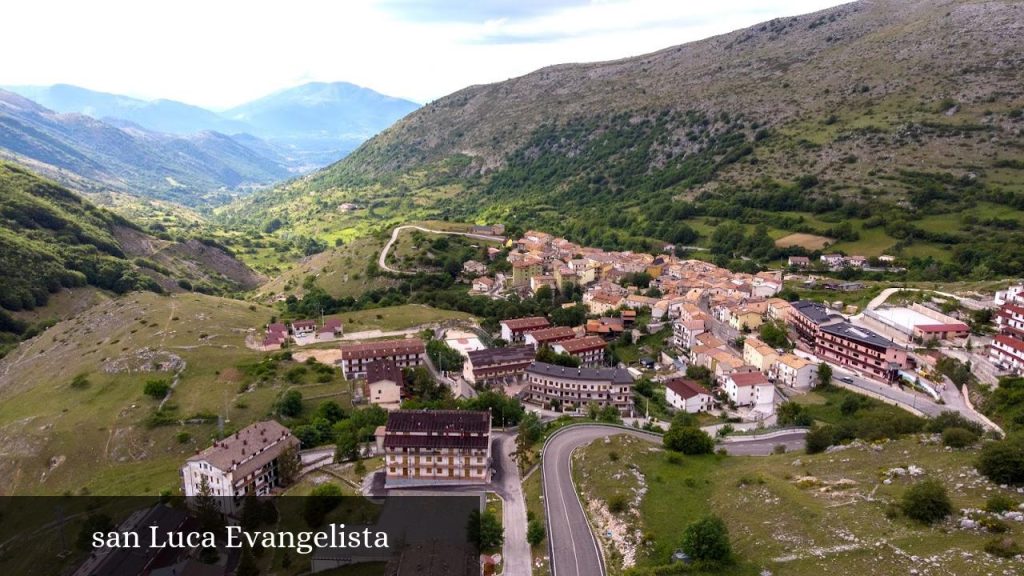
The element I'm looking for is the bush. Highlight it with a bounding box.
[977,436,1024,485]
[277,390,304,418]
[143,379,170,399]
[983,537,1021,558]
[942,427,978,448]
[608,495,628,514]
[985,494,1017,514]
[664,427,715,455]
[70,373,91,389]
[805,424,834,454]
[901,479,952,524]
[926,411,985,436]
[176,432,191,444]
[681,515,732,565]
[527,519,545,547]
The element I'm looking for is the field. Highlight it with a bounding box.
[330,304,476,333]
[775,233,834,250]
[253,235,392,301]
[573,434,1024,576]
[0,291,352,495]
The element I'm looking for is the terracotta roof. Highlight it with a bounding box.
[994,334,1024,352]
[340,338,425,361]
[729,372,770,387]
[664,378,709,399]
[554,336,607,354]
[291,319,316,329]
[526,326,576,342]
[916,323,969,333]
[268,323,287,333]
[366,358,404,385]
[500,316,550,331]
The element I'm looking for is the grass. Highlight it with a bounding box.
[523,470,551,576]
[338,304,476,333]
[572,433,1024,576]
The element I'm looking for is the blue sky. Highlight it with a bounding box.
[1,0,847,108]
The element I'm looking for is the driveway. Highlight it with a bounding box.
[491,432,532,576]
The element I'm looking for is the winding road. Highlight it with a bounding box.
[377,225,507,274]
[541,425,808,576]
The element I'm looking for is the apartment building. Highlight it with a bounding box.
[551,336,607,367]
[524,362,634,414]
[816,322,908,382]
[524,326,576,349]
[663,377,713,413]
[382,410,492,487]
[339,338,425,379]
[181,421,299,515]
[463,345,536,385]
[499,316,550,342]
[991,285,1024,374]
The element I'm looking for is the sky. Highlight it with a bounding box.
[2,0,847,109]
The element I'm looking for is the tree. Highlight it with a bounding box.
[681,515,732,564]
[977,436,1024,484]
[664,426,715,455]
[527,519,546,547]
[277,390,303,417]
[758,321,792,350]
[194,477,225,534]
[816,363,833,389]
[304,483,344,528]
[467,509,504,552]
[427,340,465,373]
[76,514,114,551]
[276,445,300,486]
[777,402,813,426]
[536,345,581,368]
[315,400,346,424]
[519,412,543,447]
[901,479,952,524]
[236,544,260,576]
[804,424,834,454]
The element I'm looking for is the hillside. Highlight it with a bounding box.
[0,89,290,206]
[229,0,1024,278]
[0,162,263,353]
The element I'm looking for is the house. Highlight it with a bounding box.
[319,318,343,339]
[775,354,818,389]
[673,318,706,350]
[261,332,286,349]
[766,299,793,323]
[586,317,626,339]
[847,256,867,268]
[462,260,488,276]
[552,336,607,367]
[728,303,767,331]
[820,254,846,268]
[511,260,544,288]
[472,277,496,293]
[524,362,634,414]
[878,255,897,264]
[788,256,811,268]
[743,337,779,374]
[365,359,404,410]
[586,291,624,315]
[530,275,557,294]
[339,338,426,379]
[524,326,577,349]
[500,316,550,342]
[267,322,288,335]
[663,377,713,413]
[382,410,492,488]
[181,421,299,515]
[990,335,1024,376]
[723,371,775,408]
[463,345,536,385]
[291,319,317,337]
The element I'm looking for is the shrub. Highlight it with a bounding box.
[681,515,732,565]
[527,519,545,547]
[176,432,191,444]
[926,411,985,436]
[805,424,834,454]
[608,495,628,514]
[901,479,952,524]
[985,494,1017,514]
[983,537,1021,558]
[277,390,304,418]
[773,444,787,455]
[942,427,978,448]
[977,436,1024,485]
[70,373,91,389]
[143,379,170,399]
[664,427,715,455]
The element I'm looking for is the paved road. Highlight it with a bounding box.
[829,366,943,417]
[541,425,808,576]
[378,225,506,274]
[492,432,532,576]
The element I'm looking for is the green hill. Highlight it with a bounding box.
[223,0,1024,278]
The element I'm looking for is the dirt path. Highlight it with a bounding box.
[378,225,506,274]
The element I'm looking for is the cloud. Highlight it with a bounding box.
[374,0,593,23]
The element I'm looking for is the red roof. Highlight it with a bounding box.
[268,323,287,333]
[916,323,969,333]
[501,316,550,332]
[664,378,708,399]
[555,336,607,354]
[730,372,770,387]
[994,334,1024,353]
[526,326,576,342]
[340,338,425,361]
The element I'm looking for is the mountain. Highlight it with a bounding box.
[5,82,422,170]
[0,160,262,334]
[3,83,249,135]
[240,0,1024,279]
[222,82,421,166]
[0,89,291,206]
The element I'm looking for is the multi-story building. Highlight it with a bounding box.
[816,322,908,382]
[524,362,634,414]
[672,318,706,350]
[291,319,317,337]
[774,353,818,389]
[789,300,842,345]
[723,371,775,408]
[382,410,491,487]
[365,359,404,410]
[181,421,299,515]
[524,326,576,349]
[463,345,536,385]
[991,285,1024,374]
[500,316,550,342]
[743,336,779,374]
[339,338,425,379]
[663,377,713,413]
[551,336,607,367]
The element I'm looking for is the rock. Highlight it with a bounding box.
[791,459,802,467]
[884,479,892,485]
[907,465,924,476]
[959,518,978,530]
[888,467,907,477]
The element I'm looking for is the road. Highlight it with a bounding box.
[378,225,507,274]
[541,425,808,576]
[491,432,532,576]
[829,366,944,417]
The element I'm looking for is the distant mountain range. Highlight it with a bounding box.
[3,82,421,169]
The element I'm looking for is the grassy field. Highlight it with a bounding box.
[253,235,393,301]
[333,304,477,333]
[775,232,834,250]
[572,434,1023,576]
[0,291,352,496]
